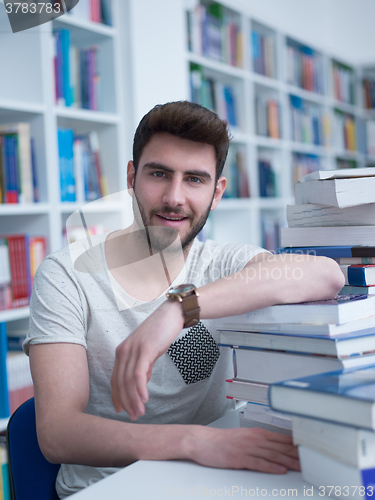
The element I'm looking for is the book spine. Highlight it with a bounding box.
[0,324,9,419]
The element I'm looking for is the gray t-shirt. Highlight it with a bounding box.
[24,234,266,498]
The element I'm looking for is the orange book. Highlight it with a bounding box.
[268,100,280,139]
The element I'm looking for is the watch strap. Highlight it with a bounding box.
[181,291,200,329]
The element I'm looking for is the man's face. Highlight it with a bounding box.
[127,132,226,252]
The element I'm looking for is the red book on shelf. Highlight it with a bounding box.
[6,235,29,308]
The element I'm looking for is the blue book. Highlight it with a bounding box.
[0,323,9,418]
[270,364,375,430]
[223,86,237,126]
[277,245,375,258]
[61,29,73,107]
[252,31,260,73]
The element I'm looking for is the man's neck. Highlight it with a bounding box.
[104,225,192,302]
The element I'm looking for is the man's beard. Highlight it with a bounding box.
[132,189,212,253]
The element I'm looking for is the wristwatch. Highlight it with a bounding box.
[166,284,200,329]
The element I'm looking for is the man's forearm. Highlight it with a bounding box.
[39,409,194,467]
[196,254,345,320]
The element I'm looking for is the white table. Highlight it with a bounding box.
[71,409,323,499]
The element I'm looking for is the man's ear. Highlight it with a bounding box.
[127,161,135,190]
[210,176,227,211]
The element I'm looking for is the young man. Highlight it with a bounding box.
[25,101,344,498]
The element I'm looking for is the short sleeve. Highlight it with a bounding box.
[23,256,88,355]
[192,240,270,284]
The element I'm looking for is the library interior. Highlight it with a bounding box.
[2,0,375,498]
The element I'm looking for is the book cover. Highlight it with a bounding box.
[270,364,375,429]
[340,264,375,286]
[277,245,375,258]
[219,326,375,357]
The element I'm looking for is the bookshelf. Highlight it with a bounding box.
[0,0,131,419]
[185,0,373,250]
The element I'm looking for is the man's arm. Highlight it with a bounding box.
[30,342,299,473]
[111,253,345,418]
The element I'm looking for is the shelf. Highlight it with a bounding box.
[0,100,45,115]
[252,136,284,149]
[285,85,325,105]
[186,51,246,79]
[54,107,120,125]
[329,99,359,115]
[215,198,253,211]
[0,204,51,215]
[59,201,126,214]
[251,73,280,90]
[0,418,9,434]
[287,141,329,155]
[0,308,30,323]
[53,14,116,39]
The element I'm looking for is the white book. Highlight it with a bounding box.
[301,167,375,182]
[293,415,375,469]
[217,295,375,326]
[299,446,375,499]
[286,203,375,227]
[218,313,375,336]
[233,347,375,384]
[281,225,375,247]
[226,379,269,405]
[294,177,375,208]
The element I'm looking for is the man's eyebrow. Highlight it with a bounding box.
[142,162,213,180]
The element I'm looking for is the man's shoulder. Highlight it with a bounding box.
[40,232,108,276]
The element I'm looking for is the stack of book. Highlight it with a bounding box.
[218,294,375,434]
[269,364,375,493]
[0,122,39,204]
[280,166,375,295]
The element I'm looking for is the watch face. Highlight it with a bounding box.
[169,284,195,294]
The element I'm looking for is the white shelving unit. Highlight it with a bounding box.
[0,1,131,323]
[185,0,372,250]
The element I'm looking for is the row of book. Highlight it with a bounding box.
[255,95,281,139]
[186,3,242,67]
[0,123,38,205]
[260,212,282,252]
[291,152,321,189]
[258,158,277,198]
[0,234,46,311]
[67,0,113,25]
[222,149,249,199]
[53,29,100,110]
[251,30,276,79]
[286,43,325,95]
[363,77,375,110]
[0,324,34,420]
[333,110,357,152]
[332,61,356,105]
[189,65,238,127]
[58,129,108,203]
[289,95,327,146]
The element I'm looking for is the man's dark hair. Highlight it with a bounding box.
[133,101,231,182]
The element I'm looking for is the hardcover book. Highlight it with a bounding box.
[270,364,375,430]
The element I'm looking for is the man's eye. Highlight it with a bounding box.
[152,171,165,178]
[188,177,202,183]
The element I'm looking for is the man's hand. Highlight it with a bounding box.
[111,300,184,420]
[188,426,300,474]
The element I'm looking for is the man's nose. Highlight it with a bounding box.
[162,178,186,207]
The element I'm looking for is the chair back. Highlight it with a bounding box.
[6,398,60,500]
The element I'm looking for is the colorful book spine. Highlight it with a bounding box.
[251,30,276,78]
[187,3,242,67]
[332,61,355,104]
[286,42,325,94]
[255,95,281,139]
[0,324,9,419]
[53,29,100,110]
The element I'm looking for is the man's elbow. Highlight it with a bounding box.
[37,424,67,464]
[323,257,346,296]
